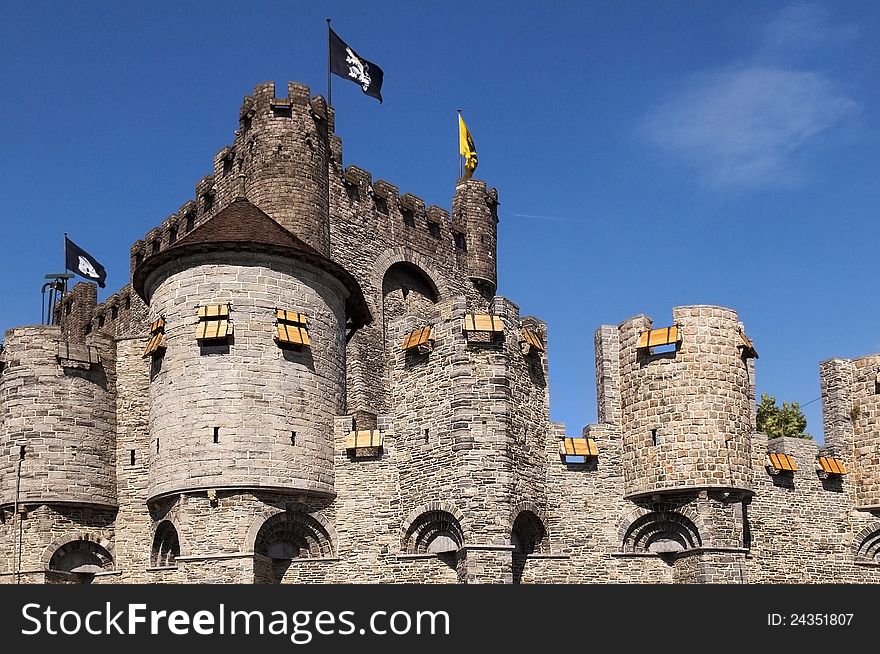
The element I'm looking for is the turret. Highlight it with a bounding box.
[0,326,116,509]
[234,81,332,257]
[820,354,880,509]
[612,305,755,498]
[453,179,499,298]
[133,197,369,504]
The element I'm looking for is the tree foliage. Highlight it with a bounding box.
[756,393,811,440]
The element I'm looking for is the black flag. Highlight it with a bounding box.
[329,27,384,103]
[65,236,107,288]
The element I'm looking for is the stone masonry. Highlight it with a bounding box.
[1,81,879,584]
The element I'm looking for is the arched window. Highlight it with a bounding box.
[151,521,181,567]
[511,510,547,584]
[403,510,464,558]
[855,526,880,562]
[622,511,701,554]
[382,262,440,326]
[49,540,113,576]
[254,511,334,583]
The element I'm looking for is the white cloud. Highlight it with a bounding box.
[641,66,859,189]
[639,3,860,191]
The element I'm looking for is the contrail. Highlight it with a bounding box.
[507,212,582,223]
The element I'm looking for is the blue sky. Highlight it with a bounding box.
[2,1,879,442]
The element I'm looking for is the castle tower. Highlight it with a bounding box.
[614,306,754,498]
[820,355,880,510]
[223,82,332,257]
[133,199,369,504]
[131,195,368,580]
[453,179,499,299]
[0,325,117,580]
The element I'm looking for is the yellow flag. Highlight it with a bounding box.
[458,113,478,179]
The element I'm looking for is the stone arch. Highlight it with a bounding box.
[382,261,440,326]
[151,520,181,567]
[250,509,336,584]
[44,533,114,577]
[41,532,114,569]
[401,502,466,556]
[244,505,338,555]
[853,522,880,562]
[620,510,702,554]
[371,247,450,304]
[511,506,548,585]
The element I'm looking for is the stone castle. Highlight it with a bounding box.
[1,81,878,584]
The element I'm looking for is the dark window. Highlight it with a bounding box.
[427,221,441,238]
[291,431,297,446]
[651,429,659,446]
[124,296,131,310]
[169,226,177,244]
[402,207,415,227]
[130,450,136,466]
[97,315,105,328]
[453,231,467,251]
[374,195,388,215]
[213,427,220,443]
[185,213,195,232]
[151,240,160,254]
[111,305,118,320]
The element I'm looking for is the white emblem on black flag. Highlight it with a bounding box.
[65,236,107,288]
[329,27,384,103]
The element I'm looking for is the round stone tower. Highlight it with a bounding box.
[133,199,370,504]
[0,326,116,509]
[237,81,331,257]
[617,305,754,498]
[453,179,498,298]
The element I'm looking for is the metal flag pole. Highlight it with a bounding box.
[326,18,333,108]
[457,109,463,179]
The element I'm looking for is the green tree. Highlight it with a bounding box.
[756,393,811,440]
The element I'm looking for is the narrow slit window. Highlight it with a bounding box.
[291,432,297,446]
[213,427,219,443]
[195,304,233,342]
[130,449,136,466]
[275,309,311,347]
[651,429,659,446]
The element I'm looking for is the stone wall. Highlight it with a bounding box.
[747,434,880,583]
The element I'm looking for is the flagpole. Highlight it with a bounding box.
[457,109,463,179]
[62,232,68,300]
[326,18,333,108]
